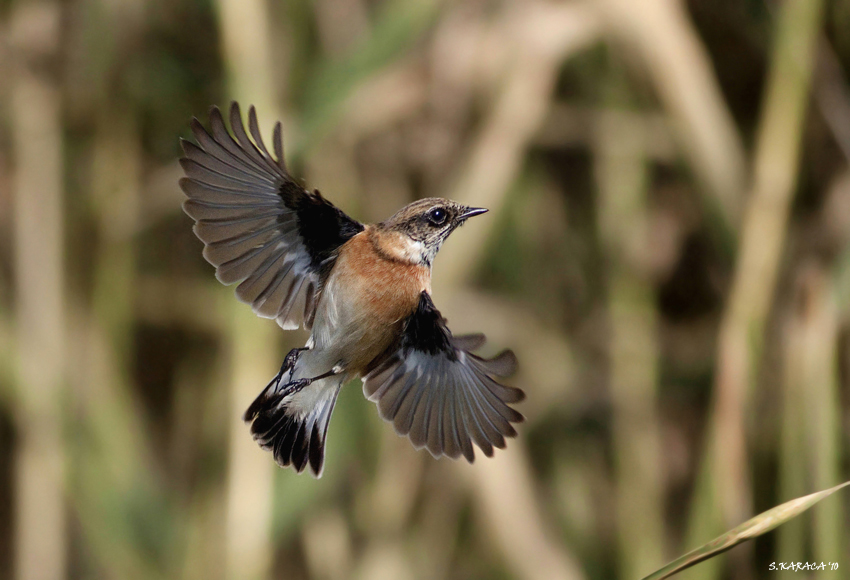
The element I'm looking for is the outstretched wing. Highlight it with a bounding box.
[363,292,525,461]
[179,102,364,330]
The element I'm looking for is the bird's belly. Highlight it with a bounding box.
[309,232,431,376]
[311,275,409,375]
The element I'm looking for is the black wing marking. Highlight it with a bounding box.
[362,292,525,461]
[179,102,364,330]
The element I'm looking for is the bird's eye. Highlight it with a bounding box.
[426,207,447,226]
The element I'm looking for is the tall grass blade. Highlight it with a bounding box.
[643,481,850,580]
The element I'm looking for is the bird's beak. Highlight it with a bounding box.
[460,207,488,220]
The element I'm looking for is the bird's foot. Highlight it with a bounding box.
[272,347,309,389]
[279,367,342,396]
[282,378,312,395]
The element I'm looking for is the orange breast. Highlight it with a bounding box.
[329,228,431,372]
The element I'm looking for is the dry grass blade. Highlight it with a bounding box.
[212,0,281,577]
[10,3,67,579]
[687,1,826,572]
[596,108,664,579]
[594,0,746,236]
[642,481,850,580]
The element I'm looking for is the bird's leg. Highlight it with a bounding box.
[286,346,310,382]
[282,367,342,396]
[242,349,313,422]
[273,347,309,388]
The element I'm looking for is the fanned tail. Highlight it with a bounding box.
[243,376,341,478]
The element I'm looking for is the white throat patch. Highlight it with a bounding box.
[378,231,437,265]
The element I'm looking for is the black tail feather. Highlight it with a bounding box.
[243,374,281,423]
[243,382,340,477]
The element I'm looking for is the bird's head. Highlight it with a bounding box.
[375,198,488,266]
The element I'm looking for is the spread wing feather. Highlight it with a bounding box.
[362,292,524,461]
[179,102,363,329]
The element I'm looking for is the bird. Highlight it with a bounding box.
[179,102,525,477]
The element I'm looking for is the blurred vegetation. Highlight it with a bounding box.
[1,0,850,579]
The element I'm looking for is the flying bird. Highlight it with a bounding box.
[179,103,524,477]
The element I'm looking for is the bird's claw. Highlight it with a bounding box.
[282,378,311,395]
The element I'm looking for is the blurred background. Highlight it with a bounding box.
[2,0,850,578]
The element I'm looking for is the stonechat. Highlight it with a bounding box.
[179,103,525,477]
